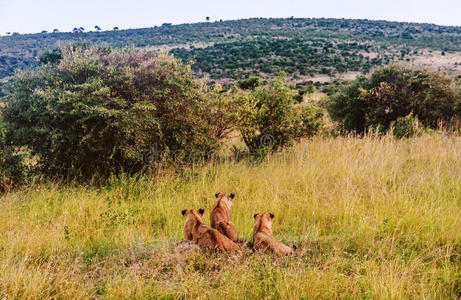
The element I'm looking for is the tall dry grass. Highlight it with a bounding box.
[0,134,460,299]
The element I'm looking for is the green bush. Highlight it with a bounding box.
[1,43,220,179]
[39,48,62,65]
[0,119,27,192]
[391,113,421,138]
[324,77,368,133]
[231,74,324,153]
[326,65,460,134]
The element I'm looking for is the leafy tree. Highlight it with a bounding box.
[2,43,221,179]
[232,74,324,153]
[326,65,460,133]
[203,84,236,140]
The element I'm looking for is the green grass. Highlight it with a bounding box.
[0,134,460,299]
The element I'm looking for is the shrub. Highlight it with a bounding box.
[39,48,62,65]
[231,75,324,153]
[204,84,236,140]
[324,77,368,133]
[326,65,460,134]
[391,113,421,138]
[1,43,220,179]
[0,119,27,192]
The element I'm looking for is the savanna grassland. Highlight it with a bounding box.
[0,134,460,299]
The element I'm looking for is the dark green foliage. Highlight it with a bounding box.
[324,77,369,133]
[0,118,27,192]
[39,48,62,65]
[326,65,460,133]
[1,43,220,179]
[391,113,421,138]
[232,75,324,153]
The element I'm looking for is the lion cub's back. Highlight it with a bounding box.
[254,232,293,255]
[197,224,239,251]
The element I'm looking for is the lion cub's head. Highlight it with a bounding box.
[253,212,275,234]
[181,208,205,221]
[181,208,205,240]
[214,192,235,210]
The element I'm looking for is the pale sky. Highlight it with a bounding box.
[1,0,460,34]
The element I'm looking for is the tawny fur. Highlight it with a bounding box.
[182,208,240,252]
[210,192,238,242]
[253,213,293,255]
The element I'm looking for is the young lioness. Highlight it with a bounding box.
[210,192,238,242]
[253,213,294,255]
[182,208,240,252]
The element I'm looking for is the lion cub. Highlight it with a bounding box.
[253,213,294,255]
[182,208,240,252]
[210,192,238,242]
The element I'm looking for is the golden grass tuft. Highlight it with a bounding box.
[0,134,460,299]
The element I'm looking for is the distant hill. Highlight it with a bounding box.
[1,18,461,83]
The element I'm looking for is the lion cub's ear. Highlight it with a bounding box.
[198,208,205,215]
[269,213,275,219]
[215,192,220,198]
[254,213,259,219]
[230,193,235,199]
[181,209,187,216]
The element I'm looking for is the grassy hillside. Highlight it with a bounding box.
[0,134,460,298]
[2,18,461,81]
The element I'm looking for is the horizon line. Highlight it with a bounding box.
[2,16,461,37]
